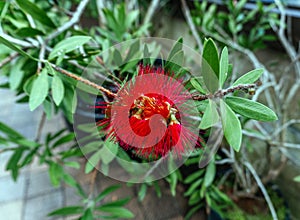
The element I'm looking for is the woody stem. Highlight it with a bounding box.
[50,63,117,98]
[192,84,258,101]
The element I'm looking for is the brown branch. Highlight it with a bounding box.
[51,64,117,98]
[35,112,46,142]
[0,52,19,68]
[89,168,98,195]
[192,84,257,101]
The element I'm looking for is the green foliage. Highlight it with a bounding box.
[220,99,242,151]
[16,0,56,28]
[0,1,281,219]
[182,156,233,220]
[29,69,49,111]
[192,0,279,50]
[225,96,278,121]
[293,175,300,182]
[49,36,92,60]
[48,185,134,219]
[201,38,219,92]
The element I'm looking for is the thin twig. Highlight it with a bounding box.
[0,52,19,68]
[46,0,90,41]
[0,33,35,47]
[181,0,203,51]
[96,0,107,27]
[192,84,257,101]
[89,168,98,195]
[50,63,117,98]
[244,161,278,220]
[35,112,46,142]
[143,0,160,34]
[271,119,300,138]
[271,141,300,149]
[273,0,300,78]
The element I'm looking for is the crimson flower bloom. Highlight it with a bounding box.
[97,64,202,159]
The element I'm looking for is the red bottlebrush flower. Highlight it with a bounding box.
[98,64,202,159]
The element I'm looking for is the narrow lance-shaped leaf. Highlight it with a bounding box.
[48,206,84,216]
[95,185,121,202]
[232,68,264,86]
[29,69,49,111]
[85,149,102,174]
[167,37,183,61]
[220,100,242,151]
[199,100,219,129]
[100,141,118,164]
[201,38,219,92]
[225,96,278,121]
[0,36,38,61]
[97,206,134,219]
[49,36,92,59]
[190,77,207,94]
[52,74,65,106]
[219,47,228,88]
[9,59,24,90]
[16,0,55,28]
[204,160,216,187]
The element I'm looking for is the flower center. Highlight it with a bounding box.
[129,93,180,126]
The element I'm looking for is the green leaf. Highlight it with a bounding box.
[52,74,65,106]
[204,161,216,187]
[49,162,63,187]
[293,175,300,182]
[202,39,219,77]
[199,100,220,129]
[62,173,77,188]
[48,206,84,216]
[0,121,24,138]
[43,99,52,119]
[0,36,37,61]
[138,184,147,201]
[113,49,122,67]
[95,185,120,202]
[188,191,201,206]
[49,36,92,60]
[202,38,219,92]
[169,172,177,196]
[219,47,228,88]
[52,133,75,148]
[29,69,49,111]
[225,96,278,121]
[190,77,207,94]
[85,149,102,174]
[100,141,118,165]
[166,50,184,73]
[23,75,37,95]
[184,178,203,196]
[16,27,44,37]
[184,204,202,220]
[9,59,24,90]
[100,198,130,208]
[184,170,205,184]
[64,161,80,169]
[124,40,140,62]
[220,100,242,151]
[167,37,183,61]
[16,0,55,28]
[81,209,93,220]
[232,68,264,86]
[6,148,25,170]
[97,207,134,219]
